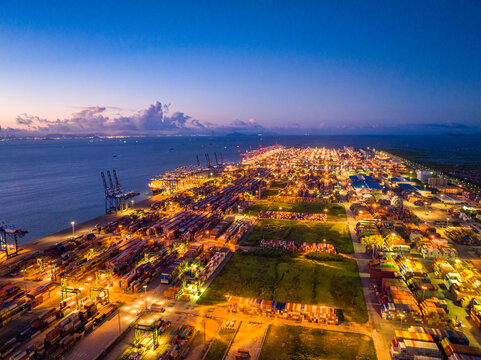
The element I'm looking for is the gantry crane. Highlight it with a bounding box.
[101,169,139,213]
[90,286,109,303]
[0,221,27,259]
[61,287,83,309]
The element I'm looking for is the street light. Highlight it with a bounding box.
[143,285,148,311]
[71,221,75,235]
[421,286,427,302]
[400,313,405,330]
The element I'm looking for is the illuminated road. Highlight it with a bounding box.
[66,306,136,360]
[225,321,267,360]
[345,205,393,360]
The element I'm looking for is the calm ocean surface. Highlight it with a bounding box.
[1,135,480,244]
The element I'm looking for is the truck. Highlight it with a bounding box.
[235,349,250,359]
[390,339,442,359]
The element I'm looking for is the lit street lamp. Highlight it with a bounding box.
[143,285,148,311]
[421,286,427,302]
[71,221,75,235]
[400,313,405,330]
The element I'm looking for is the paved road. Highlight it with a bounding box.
[344,205,394,360]
[224,321,267,360]
[66,306,136,360]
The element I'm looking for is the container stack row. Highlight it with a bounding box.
[228,296,338,325]
[259,240,336,254]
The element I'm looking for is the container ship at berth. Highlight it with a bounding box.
[148,165,212,195]
[240,144,284,163]
[148,145,281,195]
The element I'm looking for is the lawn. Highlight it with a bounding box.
[259,325,376,360]
[261,189,280,199]
[244,202,347,221]
[197,252,368,323]
[242,219,354,253]
[270,181,287,189]
[204,327,236,360]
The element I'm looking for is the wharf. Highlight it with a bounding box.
[9,196,160,259]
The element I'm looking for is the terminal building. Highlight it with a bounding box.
[428,177,448,188]
[416,170,431,183]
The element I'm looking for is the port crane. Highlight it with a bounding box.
[61,287,83,309]
[101,169,139,214]
[90,286,110,303]
[0,220,27,259]
[204,153,211,167]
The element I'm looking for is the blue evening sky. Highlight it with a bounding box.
[0,0,480,133]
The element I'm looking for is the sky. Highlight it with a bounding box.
[0,0,480,135]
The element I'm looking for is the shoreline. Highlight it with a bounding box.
[9,195,160,263]
[7,147,478,264]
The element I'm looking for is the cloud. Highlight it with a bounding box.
[10,101,215,135]
[230,119,248,127]
[229,118,262,128]
[7,101,266,136]
[16,114,46,126]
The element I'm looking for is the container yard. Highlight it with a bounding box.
[3,145,481,359]
[228,296,339,325]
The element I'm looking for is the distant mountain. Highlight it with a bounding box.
[439,133,481,136]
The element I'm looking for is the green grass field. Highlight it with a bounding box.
[259,325,376,360]
[242,219,353,253]
[203,327,236,360]
[261,189,280,199]
[244,202,346,221]
[270,181,287,189]
[197,252,367,323]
